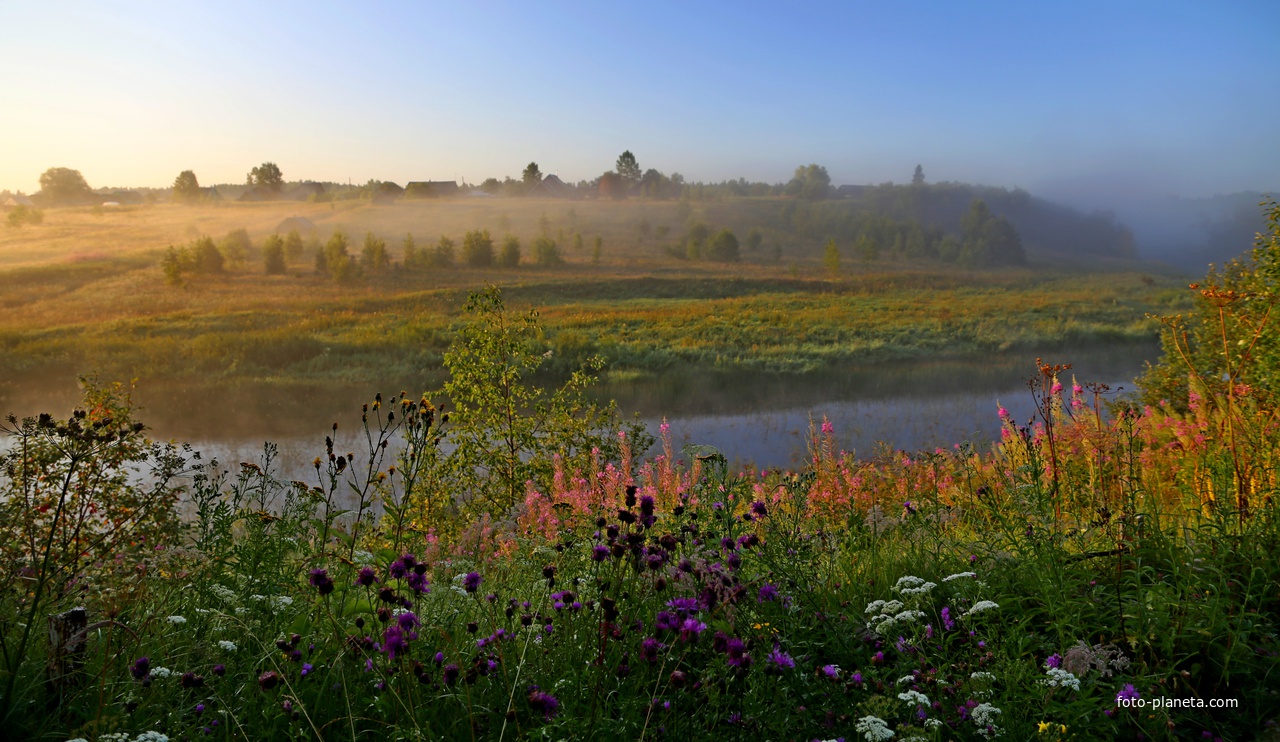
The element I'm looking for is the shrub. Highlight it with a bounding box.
[262,234,286,274]
[462,229,494,268]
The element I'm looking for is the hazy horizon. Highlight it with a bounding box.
[2,2,1277,208]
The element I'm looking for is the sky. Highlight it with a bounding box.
[2,1,1276,207]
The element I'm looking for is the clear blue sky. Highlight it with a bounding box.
[2,1,1276,205]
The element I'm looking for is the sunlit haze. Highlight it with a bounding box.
[2,1,1276,205]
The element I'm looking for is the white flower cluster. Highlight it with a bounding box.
[97,734,130,742]
[150,666,172,678]
[892,576,937,596]
[897,689,930,707]
[1042,667,1081,691]
[942,571,977,582]
[896,674,917,685]
[924,718,943,730]
[965,600,999,617]
[971,703,1003,738]
[970,671,995,682]
[167,615,186,625]
[865,599,904,615]
[249,594,294,613]
[134,733,170,742]
[218,640,237,652]
[210,584,237,604]
[354,550,376,566]
[855,715,896,741]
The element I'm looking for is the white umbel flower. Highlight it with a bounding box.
[855,715,895,741]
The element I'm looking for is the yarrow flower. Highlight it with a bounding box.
[965,600,999,617]
[218,640,237,652]
[167,615,187,625]
[942,571,977,582]
[855,715,895,741]
[1043,667,1081,691]
[898,689,930,707]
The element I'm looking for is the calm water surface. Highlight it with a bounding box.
[1,343,1159,478]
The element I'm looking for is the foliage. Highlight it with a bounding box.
[246,162,284,191]
[499,235,522,268]
[616,150,642,184]
[961,198,1026,267]
[172,170,201,203]
[261,234,286,275]
[429,285,639,531]
[5,205,43,228]
[38,167,93,205]
[785,164,831,201]
[533,235,562,266]
[522,162,543,187]
[599,172,627,200]
[161,236,226,285]
[361,232,389,272]
[282,229,304,262]
[462,229,495,268]
[317,230,357,283]
[705,228,740,263]
[219,228,251,268]
[823,238,840,276]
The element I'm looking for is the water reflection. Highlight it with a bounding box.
[1,342,1159,477]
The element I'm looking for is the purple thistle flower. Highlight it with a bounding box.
[724,637,751,668]
[442,664,459,685]
[211,664,225,677]
[758,584,780,603]
[1116,683,1141,703]
[726,553,742,570]
[591,544,610,562]
[666,597,699,614]
[130,656,150,680]
[527,688,560,720]
[462,572,482,593]
[355,566,378,586]
[383,625,408,660]
[767,646,795,670]
[1045,653,1062,669]
[309,568,335,595]
[655,611,681,632]
[434,652,445,664]
[850,671,863,685]
[941,606,955,631]
[750,500,768,517]
[679,618,706,643]
[821,664,840,679]
[397,611,420,631]
[406,571,429,594]
[301,663,313,677]
[641,637,665,663]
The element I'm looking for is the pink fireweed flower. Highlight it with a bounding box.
[997,405,1010,422]
[821,419,834,435]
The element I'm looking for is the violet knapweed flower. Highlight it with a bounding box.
[666,597,699,614]
[462,572,482,593]
[309,568,334,595]
[301,663,313,677]
[941,606,955,631]
[767,646,795,670]
[1116,684,1141,703]
[442,664,460,685]
[1046,653,1062,669]
[527,688,560,720]
[130,656,150,680]
[655,611,680,632]
[751,500,768,517]
[591,544,610,562]
[724,637,751,668]
[397,611,420,631]
[383,625,408,660]
[258,671,281,690]
[679,618,706,642]
[821,664,840,679]
[406,571,429,594]
[355,567,378,587]
[758,584,780,603]
[211,664,225,676]
[641,637,665,663]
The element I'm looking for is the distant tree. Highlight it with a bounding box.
[961,199,1025,266]
[434,236,456,268]
[462,229,495,267]
[5,205,43,228]
[746,228,763,252]
[479,177,503,195]
[854,233,879,263]
[537,213,551,236]
[572,232,584,251]
[319,230,356,282]
[823,238,841,275]
[706,229,740,263]
[246,162,284,191]
[637,217,652,241]
[499,236,521,268]
[593,235,603,255]
[599,171,627,200]
[616,151,641,184]
[161,245,187,285]
[591,241,601,265]
[361,232,390,271]
[912,164,925,186]
[283,229,304,262]
[262,234,286,274]
[172,170,201,203]
[403,233,425,271]
[38,167,92,205]
[685,223,710,260]
[784,164,831,201]
[193,236,225,274]
[533,236,562,266]
[522,162,543,188]
[655,225,671,240]
[220,229,251,268]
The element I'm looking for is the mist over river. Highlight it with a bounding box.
[1,342,1159,478]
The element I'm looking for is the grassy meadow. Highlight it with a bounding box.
[4,198,1278,741]
[0,198,1182,407]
